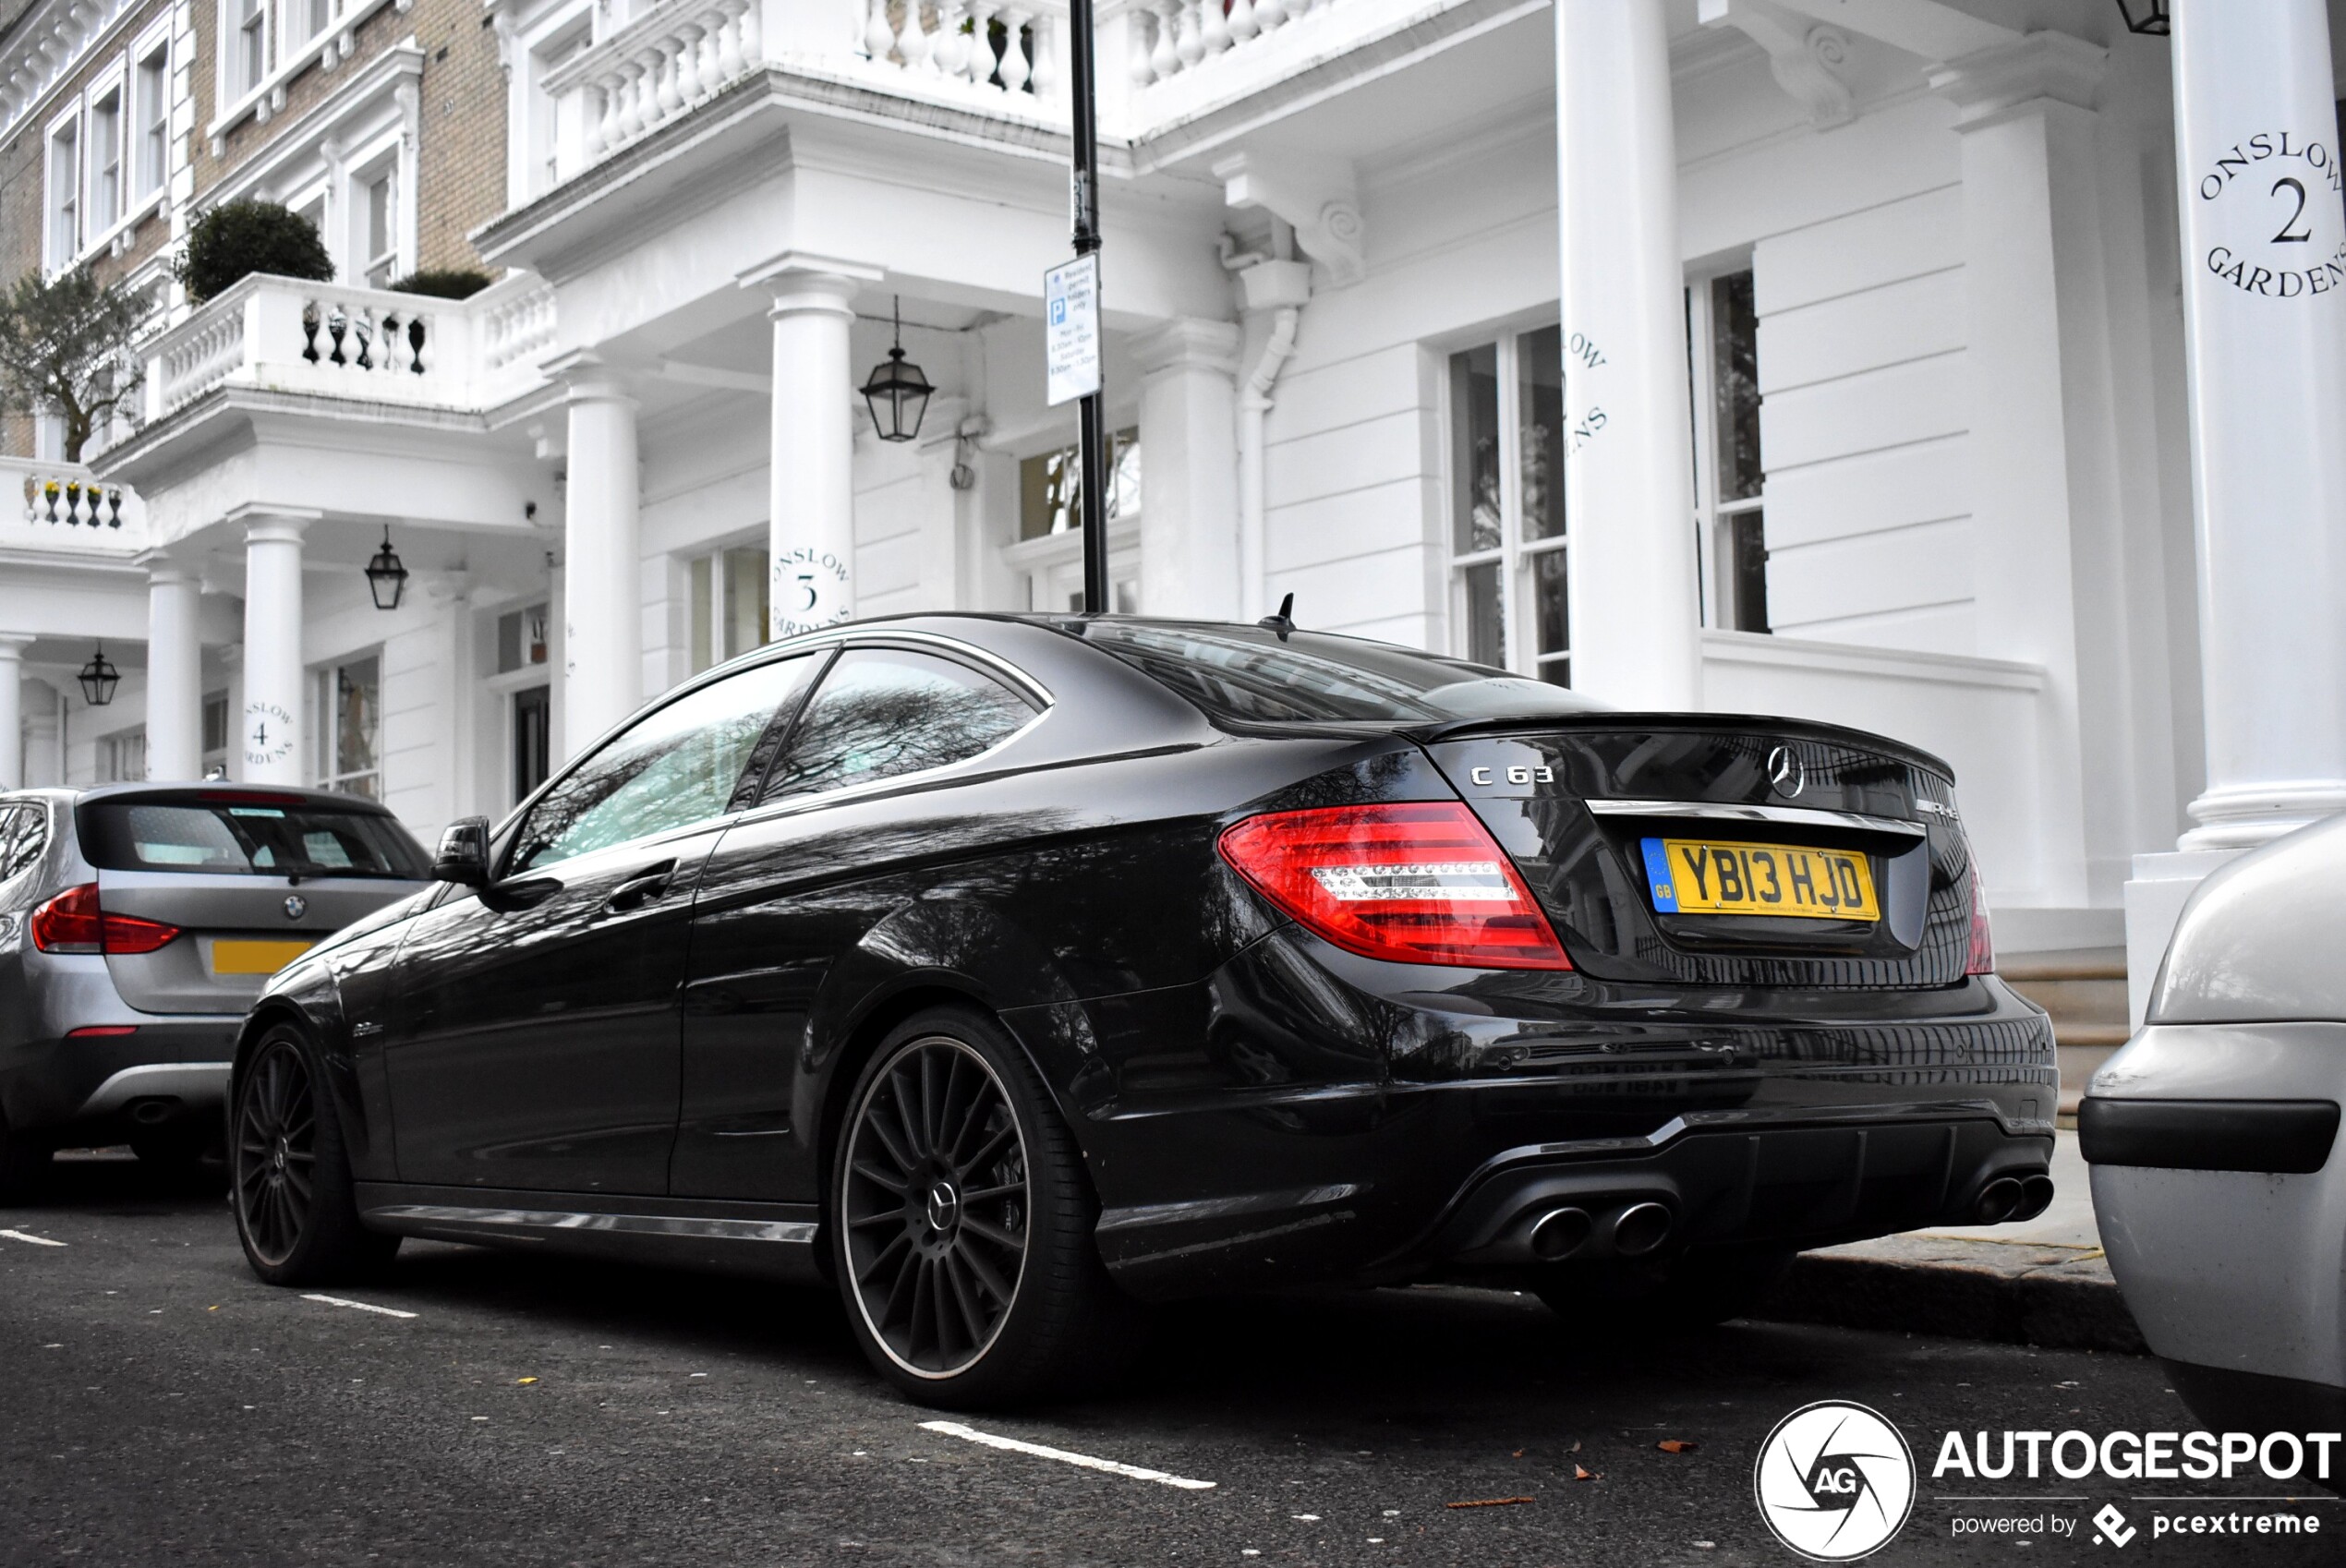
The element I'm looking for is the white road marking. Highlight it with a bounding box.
[0,1229,65,1247]
[918,1419,1216,1490]
[299,1294,417,1320]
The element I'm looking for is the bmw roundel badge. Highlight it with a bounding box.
[283,894,308,920]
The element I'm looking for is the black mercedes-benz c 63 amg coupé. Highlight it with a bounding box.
[229,613,2056,1405]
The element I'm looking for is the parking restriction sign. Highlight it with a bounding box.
[1045,252,1101,405]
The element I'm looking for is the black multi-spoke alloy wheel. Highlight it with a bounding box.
[231,1026,397,1285]
[832,1007,1133,1406]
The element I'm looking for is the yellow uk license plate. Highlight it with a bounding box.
[1639,837,1879,921]
[211,938,315,976]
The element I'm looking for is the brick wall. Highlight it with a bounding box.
[0,0,180,456]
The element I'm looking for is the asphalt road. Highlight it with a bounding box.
[2,1154,2331,1568]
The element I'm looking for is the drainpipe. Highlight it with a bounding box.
[1230,255,1312,622]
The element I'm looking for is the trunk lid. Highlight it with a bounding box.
[75,787,430,1014]
[1425,718,1975,990]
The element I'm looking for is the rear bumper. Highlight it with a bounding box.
[0,1018,242,1140]
[2086,1021,2346,1398]
[1020,927,2059,1298]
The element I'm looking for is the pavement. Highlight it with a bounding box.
[2,1153,2329,1567]
[1757,1132,2141,1354]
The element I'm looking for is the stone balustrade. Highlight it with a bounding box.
[144,271,559,423]
[1120,0,1344,89]
[0,455,147,544]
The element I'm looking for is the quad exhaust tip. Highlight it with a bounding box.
[1611,1201,1673,1258]
[1528,1206,1593,1260]
[2014,1174,2056,1222]
[1973,1176,2024,1224]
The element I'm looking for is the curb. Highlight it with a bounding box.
[1750,1235,2147,1355]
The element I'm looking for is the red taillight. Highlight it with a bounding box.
[1217,802,1574,971]
[1965,862,1995,975]
[29,884,181,956]
[66,1025,139,1039]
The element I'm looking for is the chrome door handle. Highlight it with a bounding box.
[604,862,676,912]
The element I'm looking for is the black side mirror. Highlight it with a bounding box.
[432,817,492,886]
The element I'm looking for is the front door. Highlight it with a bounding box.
[383,654,820,1194]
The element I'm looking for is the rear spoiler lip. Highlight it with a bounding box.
[1404,710,1957,785]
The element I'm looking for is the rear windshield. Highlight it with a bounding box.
[1076,621,1608,725]
[79,796,427,878]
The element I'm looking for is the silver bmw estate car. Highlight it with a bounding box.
[0,784,429,1194]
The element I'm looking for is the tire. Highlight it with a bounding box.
[1534,1244,1796,1334]
[829,1006,1134,1407]
[230,1025,399,1286]
[0,1116,50,1203]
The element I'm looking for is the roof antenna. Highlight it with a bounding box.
[1257,592,1296,641]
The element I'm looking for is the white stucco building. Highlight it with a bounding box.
[5,0,2343,1092]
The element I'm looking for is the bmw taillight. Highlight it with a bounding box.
[1217,802,1574,971]
[1965,861,1995,975]
[30,884,181,956]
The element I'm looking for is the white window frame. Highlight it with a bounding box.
[1443,326,1571,684]
[1688,261,1770,634]
[684,541,772,676]
[210,0,398,141]
[84,67,126,239]
[98,726,147,783]
[353,155,399,288]
[132,24,174,203]
[44,105,81,273]
[315,651,383,798]
[224,0,271,106]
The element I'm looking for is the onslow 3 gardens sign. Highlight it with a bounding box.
[2194,128,2346,298]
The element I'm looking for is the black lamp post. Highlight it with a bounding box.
[862,296,933,443]
[78,645,119,706]
[2113,0,2169,35]
[366,525,410,610]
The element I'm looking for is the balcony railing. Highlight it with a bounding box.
[529,0,1392,182]
[144,271,559,422]
[1,455,149,548]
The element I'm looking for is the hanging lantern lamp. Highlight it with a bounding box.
[366,525,410,611]
[862,296,933,444]
[79,644,120,706]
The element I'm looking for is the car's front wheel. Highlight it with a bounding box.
[830,1007,1132,1406]
[231,1025,398,1285]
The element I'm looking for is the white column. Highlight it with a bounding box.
[1928,34,2118,914]
[748,256,877,638]
[239,515,310,785]
[1132,319,1243,620]
[2122,0,2346,1022]
[1554,0,1699,708]
[145,561,203,780]
[0,635,30,790]
[559,357,643,755]
[2170,0,2346,847]
[426,571,474,835]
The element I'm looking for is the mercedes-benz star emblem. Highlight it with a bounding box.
[282,894,308,920]
[1767,745,1807,799]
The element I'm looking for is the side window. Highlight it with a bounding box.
[512,656,819,874]
[760,648,1037,805]
[0,808,36,879]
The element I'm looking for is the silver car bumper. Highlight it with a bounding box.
[71,1061,234,1120]
[2086,1021,2346,1393]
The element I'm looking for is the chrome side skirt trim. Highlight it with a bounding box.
[366,1203,816,1246]
[72,1062,234,1118]
[1583,799,1928,838]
